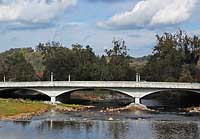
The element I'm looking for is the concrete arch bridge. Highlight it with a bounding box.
[0,81,200,105]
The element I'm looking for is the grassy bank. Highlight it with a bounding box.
[0,98,52,120]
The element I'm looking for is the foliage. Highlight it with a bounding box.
[104,39,136,81]
[1,30,199,82]
[142,30,200,82]
[0,48,36,81]
[34,40,136,81]
[179,64,193,82]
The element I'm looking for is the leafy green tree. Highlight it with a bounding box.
[0,49,36,81]
[71,44,101,80]
[143,30,200,82]
[179,64,193,82]
[104,39,135,81]
[40,43,76,81]
[38,42,102,81]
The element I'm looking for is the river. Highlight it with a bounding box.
[0,110,200,139]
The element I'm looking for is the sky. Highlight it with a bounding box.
[0,0,199,57]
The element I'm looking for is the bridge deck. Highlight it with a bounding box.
[0,81,199,89]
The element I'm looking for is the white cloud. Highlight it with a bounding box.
[0,0,77,23]
[97,0,196,29]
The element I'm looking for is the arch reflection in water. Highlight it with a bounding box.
[0,120,200,139]
[0,120,153,139]
[35,120,153,139]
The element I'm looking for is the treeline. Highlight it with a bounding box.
[0,40,135,81]
[0,30,200,82]
[142,30,200,82]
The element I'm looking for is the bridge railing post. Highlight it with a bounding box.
[3,75,5,83]
[51,72,54,82]
[68,74,71,82]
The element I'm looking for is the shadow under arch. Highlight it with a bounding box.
[0,88,50,101]
[140,89,200,110]
[56,88,134,107]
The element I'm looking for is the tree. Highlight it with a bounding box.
[0,49,36,81]
[143,30,200,82]
[179,64,193,82]
[105,39,128,57]
[43,46,76,81]
[104,39,135,81]
[39,42,102,81]
[72,44,101,80]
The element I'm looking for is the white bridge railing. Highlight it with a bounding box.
[0,81,199,89]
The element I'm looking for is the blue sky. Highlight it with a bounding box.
[0,0,199,57]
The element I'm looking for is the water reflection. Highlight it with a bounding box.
[13,121,31,128]
[0,120,199,139]
[37,120,93,131]
[107,122,128,139]
[152,121,199,139]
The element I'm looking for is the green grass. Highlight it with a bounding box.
[0,98,52,117]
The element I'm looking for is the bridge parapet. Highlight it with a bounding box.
[0,81,200,90]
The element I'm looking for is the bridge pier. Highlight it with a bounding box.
[135,97,141,104]
[50,96,56,103]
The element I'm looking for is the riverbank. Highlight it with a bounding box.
[0,99,155,120]
[184,106,200,113]
[0,98,52,120]
[104,103,156,113]
[0,99,96,120]
[54,103,155,113]
[54,103,94,112]
[4,98,200,121]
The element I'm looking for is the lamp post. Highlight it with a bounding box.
[136,73,141,82]
[3,75,5,82]
[136,73,139,82]
[51,72,54,82]
[68,74,71,82]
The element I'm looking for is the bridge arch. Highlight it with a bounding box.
[55,88,135,104]
[140,89,200,108]
[54,88,84,97]
[140,89,200,98]
[0,88,51,101]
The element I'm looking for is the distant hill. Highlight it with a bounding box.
[129,55,150,71]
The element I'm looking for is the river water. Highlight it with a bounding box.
[0,110,200,139]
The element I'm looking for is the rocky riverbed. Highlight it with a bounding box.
[1,98,200,121]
